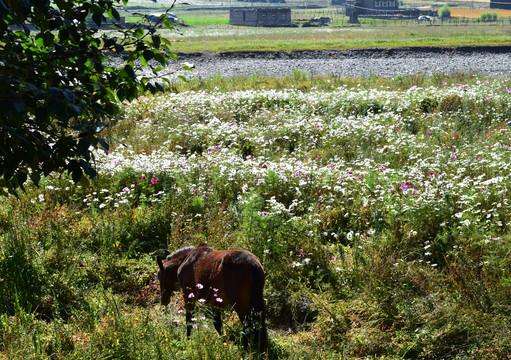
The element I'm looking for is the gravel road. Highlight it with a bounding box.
[168,45,511,79]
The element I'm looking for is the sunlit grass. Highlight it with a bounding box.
[179,16,230,26]
[161,23,511,52]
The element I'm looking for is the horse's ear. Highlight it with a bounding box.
[157,257,164,271]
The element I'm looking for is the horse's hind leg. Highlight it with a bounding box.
[213,309,222,335]
[243,308,267,352]
[185,308,194,338]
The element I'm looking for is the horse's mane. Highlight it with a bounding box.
[166,246,195,261]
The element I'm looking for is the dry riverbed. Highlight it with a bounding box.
[166,45,511,79]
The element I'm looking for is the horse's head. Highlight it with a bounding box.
[157,257,180,306]
[157,246,195,306]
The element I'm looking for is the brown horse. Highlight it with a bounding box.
[157,243,268,352]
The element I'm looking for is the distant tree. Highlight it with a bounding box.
[439,4,451,19]
[0,0,186,196]
[480,12,497,22]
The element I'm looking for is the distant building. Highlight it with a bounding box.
[490,0,511,9]
[86,16,126,29]
[229,7,292,27]
[346,0,398,17]
[346,0,436,18]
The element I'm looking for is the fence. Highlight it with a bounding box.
[171,8,511,26]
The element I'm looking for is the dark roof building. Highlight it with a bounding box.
[229,7,292,27]
[490,0,511,9]
[346,0,436,19]
[346,0,398,17]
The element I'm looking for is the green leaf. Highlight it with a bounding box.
[140,56,148,67]
[142,49,154,62]
[92,12,102,27]
[71,165,83,184]
[161,37,173,47]
[107,7,120,22]
[154,52,167,66]
[97,137,109,151]
[182,63,195,71]
[134,27,145,38]
[43,31,54,47]
[152,35,161,48]
[35,36,45,49]
[123,64,135,79]
[114,44,124,53]
[163,19,176,30]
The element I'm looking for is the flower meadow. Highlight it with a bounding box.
[1,75,511,359]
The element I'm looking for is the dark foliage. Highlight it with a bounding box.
[0,0,181,195]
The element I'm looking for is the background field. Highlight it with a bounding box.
[156,24,511,52]
[116,0,511,52]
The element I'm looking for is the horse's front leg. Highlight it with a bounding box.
[213,309,222,335]
[184,299,196,338]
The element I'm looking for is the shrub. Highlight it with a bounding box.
[439,4,451,19]
[480,12,498,22]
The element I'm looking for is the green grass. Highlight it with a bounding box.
[1,73,511,359]
[179,16,229,26]
[160,23,511,53]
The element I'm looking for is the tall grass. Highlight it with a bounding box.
[1,73,511,359]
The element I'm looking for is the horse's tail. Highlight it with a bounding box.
[247,266,268,353]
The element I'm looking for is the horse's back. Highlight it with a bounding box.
[181,248,264,313]
[213,250,264,273]
[198,249,264,287]
[210,250,265,317]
